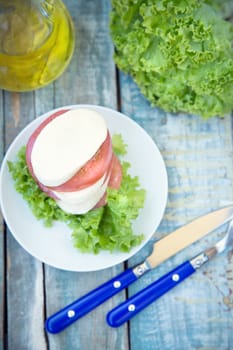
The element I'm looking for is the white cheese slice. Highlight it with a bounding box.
[53,173,106,203]
[31,108,107,186]
[55,174,109,214]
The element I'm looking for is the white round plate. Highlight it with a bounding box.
[0,105,168,272]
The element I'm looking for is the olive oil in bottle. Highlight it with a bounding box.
[0,0,75,91]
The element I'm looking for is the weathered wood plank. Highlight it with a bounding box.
[3,91,47,350]
[43,1,128,349]
[119,72,233,349]
[0,91,5,350]
[45,267,129,350]
[0,222,4,350]
[55,0,116,108]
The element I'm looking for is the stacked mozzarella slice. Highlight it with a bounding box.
[26,108,122,214]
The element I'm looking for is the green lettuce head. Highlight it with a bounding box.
[110,0,233,118]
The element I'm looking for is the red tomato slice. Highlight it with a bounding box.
[93,154,122,209]
[50,131,113,192]
[108,154,122,189]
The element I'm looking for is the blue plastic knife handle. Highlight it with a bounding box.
[107,261,195,327]
[45,267,140,333]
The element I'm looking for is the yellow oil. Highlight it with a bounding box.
[0,0,75,91]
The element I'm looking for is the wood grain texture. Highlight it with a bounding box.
[0,221,4,350]
[55,0,117,108]
[119,72,233,350]
[3,92,47,350]
[0,91,5,350]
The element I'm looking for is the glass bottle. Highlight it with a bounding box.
[0,0,75,92]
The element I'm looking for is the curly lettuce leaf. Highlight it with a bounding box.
[8,136,145,254]
[111,133,127,156]
[110,0,233,118]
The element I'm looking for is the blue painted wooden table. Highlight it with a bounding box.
[0,1,233,349]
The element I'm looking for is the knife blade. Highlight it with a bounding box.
[106,219,233,327]
[45,205,233,333]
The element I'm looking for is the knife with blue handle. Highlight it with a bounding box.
[107,220,233,327]
[45,205,233,333]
